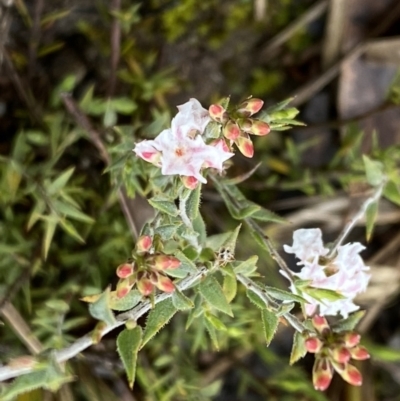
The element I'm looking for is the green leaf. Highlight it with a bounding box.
[59,219,85,243]
[174,250,198,274]
[222,271,237,303]
[42,214,58,259]
[148,198,179,217]
[1,362,73,400]
[117,327,142,388]
[246,290,267,309]
[304,287,346,302]
[110,290,142,311]
[263,285,305,303]
[363,155,384,186]
[111,97,137,114]
[261,309,279,346]
[205,312,227,331]
[331,310,366,333]
[88,287,116,326]
[172,289,194,310]
[155,224,179,240]
[185,184,201,220]
[290,331,307,365]
[219,224,242,255]
[383,179,400,206]
[233,255,259,275]
[141,299,177,348]
[250,207,286,224]
[199,276,233,316]
[365,200,378,241]
[53,200,94,223]
[204,316,219,350]
[47,167,75,194]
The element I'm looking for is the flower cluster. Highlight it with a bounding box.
[305,315,369,391]
[283,228,370,318]
[134,98,234,189]
[115,235,181,297]
[208,98,270,158]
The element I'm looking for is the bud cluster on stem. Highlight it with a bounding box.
[115,235,181,297]
[305,315,370,391]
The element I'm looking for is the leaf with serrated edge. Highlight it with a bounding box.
[88,287,116,326]
[117,327,142,388]
[263,285,305,303]
[141,299,177,348]
[204,316,219,350]
[172,289,194,310]
[246,290,266,309]
[110,290,142,311]
[233,255,259,275]
[290,331,307,365]
[148,198,178,217]
[199,276,233,316]
[331,310,366,333]
[186,184,201,220]
[261,309,279,346]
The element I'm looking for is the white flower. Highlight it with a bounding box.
[134,99,234,186]
[283,228,370,318]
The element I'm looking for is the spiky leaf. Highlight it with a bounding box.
[199,276,233,316]
[88,287,116,326]
[261,309,279,346]
[290,331,307,365]
[117,327,142,388]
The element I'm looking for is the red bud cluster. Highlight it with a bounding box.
[208,98,270,158]
[115,236,180,298]
[306,315,369,391]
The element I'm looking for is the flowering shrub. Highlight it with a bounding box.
[0,94,393,400]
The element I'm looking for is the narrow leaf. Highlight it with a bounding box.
[261,309,279,346]
[331,310,366,333]
[117,327,142,388]
[172,289,194,310]
[185,184,201,220]
[199,276,233,316]
[290,331,307,365]
[363,155,384,186]
[47,167,75,194]
[383,179,400,206]
[141,299,177,348]
[204,317,219,350]
[88,287,116,326]
[205,312,227,331]
[148,198,179,217]
[110,290,142,311]
[246,289,267,309]
[222,272,237,303]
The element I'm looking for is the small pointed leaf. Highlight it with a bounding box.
[141,299,177,348]
[172,289,194,310]
[365,200,378,241]
[117,327,142,388]
[261,309,279,346]
[290,331,307,365]
[88,287,116,326]
[199,276,233,316]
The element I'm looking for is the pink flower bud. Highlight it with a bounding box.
[153,255,181,271]
[330,346,351,364]
[349,346,370,360]
[236,136,254,158]
[156,275,175,293]
[116,263,134,279]
[336,363,363,386]
[134,142,161,165]
[312,315,330,335]
[116,278,134,298]
[137,278,154,296]
[343,332,361,348]
[223,120,240,141]
[237,98,264,116]
[250,120,270,136]
[236,118,253,132]
[181,175,199,190]
[312,358,333,391]
[209,104,229,123]
[305,337,323,353]
[136,235,152,253]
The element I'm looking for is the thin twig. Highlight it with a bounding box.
[61,93,138,239]
[0,302,44,355]
[328,180,386,258]
[259,0,329,61]
[290,1,400,107]
[28,0,44,79]
[107,0,121,98]
[0,266,208,382]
